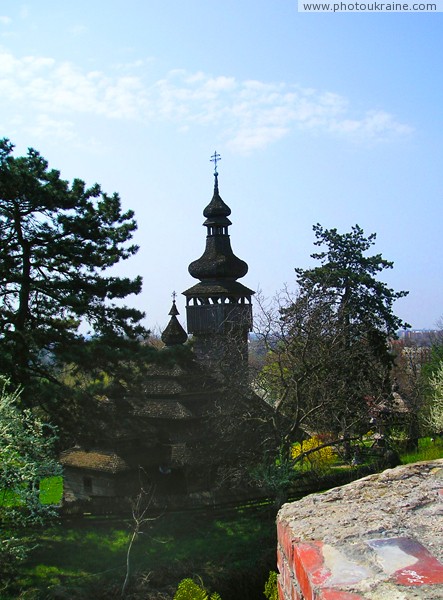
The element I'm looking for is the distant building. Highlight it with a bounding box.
[397,329,441,347]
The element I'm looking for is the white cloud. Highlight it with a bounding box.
[0,16,12,25]
[24,114,77,142]
[0,49,413,152]
[329,110,413,140]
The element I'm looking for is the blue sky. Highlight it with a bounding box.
[1,1,442,331]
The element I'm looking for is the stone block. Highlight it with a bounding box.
[366,537,443,586]
[276,459,443,600]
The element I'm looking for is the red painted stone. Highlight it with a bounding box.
[292,541,331,599]
[367,537,443,586]
[295,541,330,585]
[291,586,301,600]
[278,521,295,564]
[277,577,285,600]
[283,561,292,592]
[319,589,365,600]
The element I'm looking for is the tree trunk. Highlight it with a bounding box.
[13,207,32,382]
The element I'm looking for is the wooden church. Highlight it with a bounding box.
[60,155,271,512]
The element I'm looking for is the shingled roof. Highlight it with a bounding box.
[60,449,130,473]
[128,398,194,419]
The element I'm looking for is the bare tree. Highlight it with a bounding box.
[121,479,157,598]
[253,287,378,455]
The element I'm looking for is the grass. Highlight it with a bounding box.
[400,436,443,464]
[15,506,276,599]
[1,476,63,508]
[39,476,63,505]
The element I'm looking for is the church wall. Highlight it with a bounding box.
[63,467,122,502]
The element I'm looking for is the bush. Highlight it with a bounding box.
[173,578,221,600]
[264,571,278,600]
[291,435,336,471]
[0,378,61,589]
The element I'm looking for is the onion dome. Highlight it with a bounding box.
[161,295,188,347]
[187,173,248,282]
[202,173,232,223]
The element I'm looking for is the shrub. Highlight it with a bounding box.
[0,377,61,589]
[173,578,221,600]
[264,571,278,600]
[291,435,336,471]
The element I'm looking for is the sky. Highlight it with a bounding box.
[0,1,442,333]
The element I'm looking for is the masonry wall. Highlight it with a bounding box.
[277,459,443,600]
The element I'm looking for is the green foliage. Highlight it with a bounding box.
[252,451,303,505]
[252,436,340,505]
[264,571,278,600]
[291,224,409,425]
[256,224,409,449]
[421,342,443,381]
[427,362,443,432]
[0,138,149,415]
[415,338,443,438]
[297,224,409,335]
[173,578,212,600]
[0,377,61,588]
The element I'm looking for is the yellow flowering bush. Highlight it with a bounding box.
[291,436,336,471]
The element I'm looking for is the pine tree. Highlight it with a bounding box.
[255,224,409,445]
[0,139,149,416]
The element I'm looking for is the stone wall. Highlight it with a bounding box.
[277,459,443,599]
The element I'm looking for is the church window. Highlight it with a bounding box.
[83,476,93,493]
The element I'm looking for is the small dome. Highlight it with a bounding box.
[161,300,188,346]
[203,174,231,219]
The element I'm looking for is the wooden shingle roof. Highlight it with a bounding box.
[60,449,130,473]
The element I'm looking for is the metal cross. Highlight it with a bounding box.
[210,151,221,175]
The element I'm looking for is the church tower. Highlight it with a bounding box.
[183,153,254,377]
